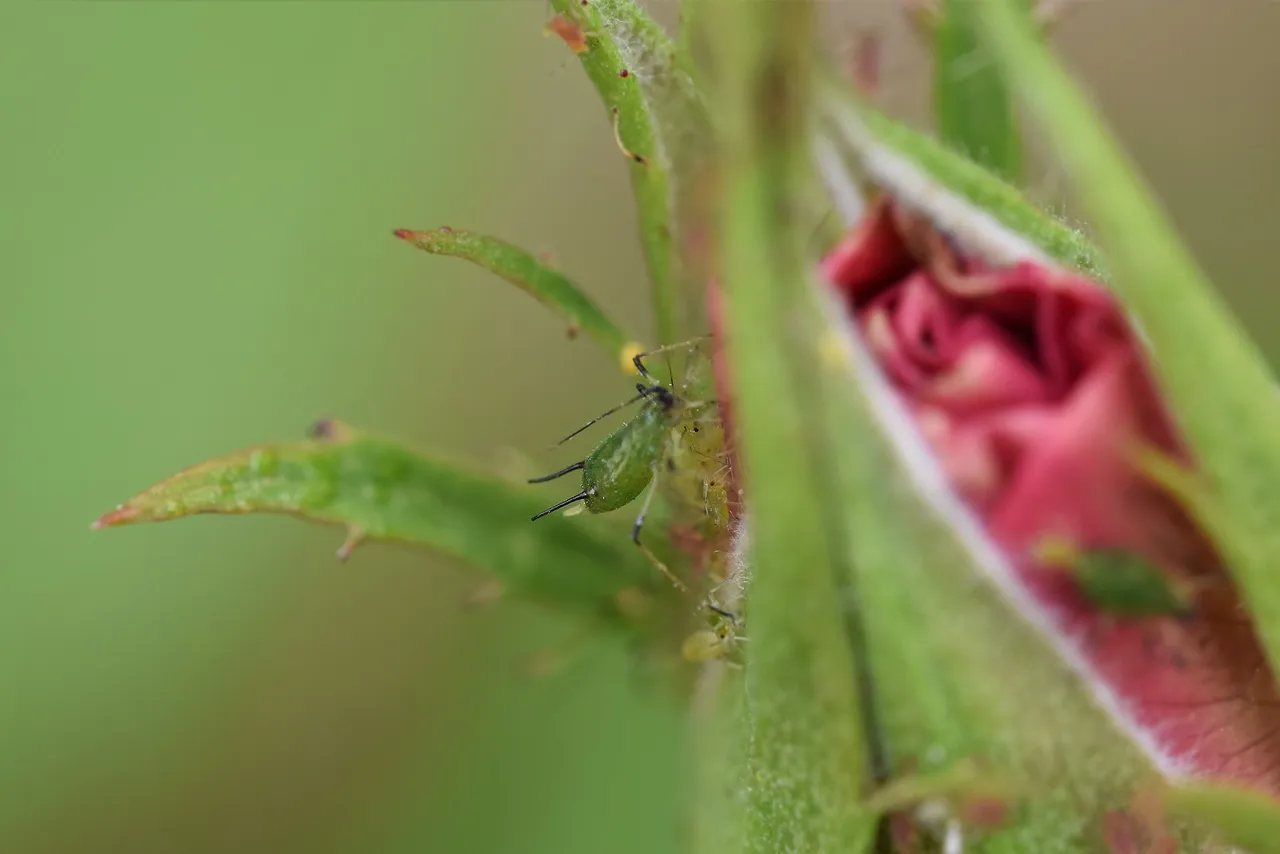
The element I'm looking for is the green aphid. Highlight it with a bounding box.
[1033,536,1195,619]
[528,339,727,588]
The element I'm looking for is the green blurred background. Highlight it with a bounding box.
[3,2,1277,852]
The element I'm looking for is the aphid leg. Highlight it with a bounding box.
[708,603,736,623]
[631,336,712,385]
[632,465,687,591]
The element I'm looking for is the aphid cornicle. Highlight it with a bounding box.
[528,338,728,589]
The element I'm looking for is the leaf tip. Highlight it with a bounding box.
[394,228,453,250]
[92,505,137,530]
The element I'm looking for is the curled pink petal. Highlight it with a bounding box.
[818,198,1280,795]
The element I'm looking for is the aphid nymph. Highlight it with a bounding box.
[528,381,674,520]
[1032,534,1197,619]
[528,339,718,589]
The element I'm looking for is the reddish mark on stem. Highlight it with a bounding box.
[618,68,630,78]
[545,15,589,54]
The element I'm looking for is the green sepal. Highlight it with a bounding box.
[933,0,1030,183]
[973,0,1280,729]
[714,1,877,849]
[816,79,1105,278]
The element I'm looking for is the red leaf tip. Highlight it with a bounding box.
[392,228,414,240]
[92,506,137,529]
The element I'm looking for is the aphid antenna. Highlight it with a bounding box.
[631,336,712,386]
[708,603,737,623]
[531,490,591,522]
[551,390,648,448]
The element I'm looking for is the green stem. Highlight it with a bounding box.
[715,1,875,848]
[548,0,681,345]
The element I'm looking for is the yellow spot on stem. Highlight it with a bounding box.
[619,341,646,375]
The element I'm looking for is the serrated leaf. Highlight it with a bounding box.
[933,0,1029,182]
[394,227,641,371]
[93,421,666,629]
[972,0,1280,720]
[547,0,709,344]
[715,2,875,850]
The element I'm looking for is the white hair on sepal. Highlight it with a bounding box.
[813,133,866,228]
[720,514,752,614]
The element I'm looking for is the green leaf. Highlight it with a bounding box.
[93,420,667,629]
[933,0,1029,183]
[715,2,875,850]
[394,227,642,371]
[972,0,1280,707]
[1163,781,1280,854]
[816,79,1105,278]
[546,0,709,345]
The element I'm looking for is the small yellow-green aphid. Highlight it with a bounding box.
[528,338,730,588]
[659,347,732,541]
[1033,535,1196,619]
[681,603,743,663]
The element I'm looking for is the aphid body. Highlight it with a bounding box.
[660,349,731,537]
[1073,550,1194,619]
[1032,535,1195,619]
[581,390,672,513]
[529,339,732,588]
[528,384,675,520]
